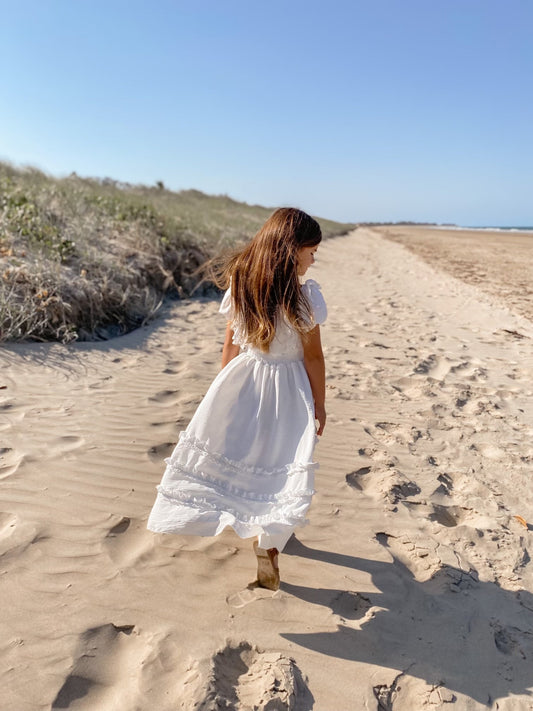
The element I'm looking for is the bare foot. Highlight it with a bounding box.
[253,540,280,591]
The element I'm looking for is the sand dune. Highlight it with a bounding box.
[1,227,533,710]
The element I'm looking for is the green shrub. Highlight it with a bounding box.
[0,162,355,342]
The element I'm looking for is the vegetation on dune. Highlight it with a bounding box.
[0,162,355,343]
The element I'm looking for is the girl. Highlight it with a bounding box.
[147,207,327,590]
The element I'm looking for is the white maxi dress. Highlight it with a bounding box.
[147,279,327,552]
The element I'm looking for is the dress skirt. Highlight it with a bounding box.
[146,349,318,551]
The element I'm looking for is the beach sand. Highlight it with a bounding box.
[2,226,533,710]
[376,225,533,322]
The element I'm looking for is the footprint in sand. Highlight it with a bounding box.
[182,641,312,711]
[471,442,507,460]
[428,504,474,528]
[346,467,420,507]
[150,420,170,429]
[357,446,400,471]
[148,389,181,406]
[387,480,422,504]
[376,531,478,593]
[0,513,43,563]
[87,376,113,390]
[374,675,456,708]
[51,623,144,710]
[0,398,16,412]
[163,360,189,376]
[150,418,187,431]
[432,472,454,496]
[0,397,26,429]
[376,531,442,583]
[226,585,280,609]
[0,447,25,479]
[345,466,372,491]
[363,421,404,446]
[49,436,85,456]
[492,621,533,661]
[362,422,430,452]
[413,354,452,381]
[400,497,493,533]
[330,590,373,627]
[498,329,528,341]
[147,442,175,462]
[104,516,158,568]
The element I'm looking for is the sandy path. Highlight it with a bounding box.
[1,228,533,710]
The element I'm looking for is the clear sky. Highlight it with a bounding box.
[1,0,531,225]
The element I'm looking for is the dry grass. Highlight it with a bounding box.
[0,162,355,342]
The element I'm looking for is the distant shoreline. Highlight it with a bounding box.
[359,223,533,234]
[427,224,533,234]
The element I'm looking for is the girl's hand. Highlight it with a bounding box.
[315,404,326,436]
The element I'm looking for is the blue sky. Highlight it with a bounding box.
[1,0,531,224]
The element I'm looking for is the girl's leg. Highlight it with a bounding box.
[253,540,280,590]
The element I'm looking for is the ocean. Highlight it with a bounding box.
[438,225,533,233]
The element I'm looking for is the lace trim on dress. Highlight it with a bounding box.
[158,461,315,505]
[168,431,318,479]
[155,486,311,527]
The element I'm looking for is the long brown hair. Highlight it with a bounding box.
[212,208,322,351]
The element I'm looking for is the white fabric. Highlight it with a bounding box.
[147,279,327,551]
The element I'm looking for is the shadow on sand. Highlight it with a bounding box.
[282,536,533,706]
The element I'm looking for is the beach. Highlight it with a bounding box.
[2,226,533,710]
[376,225,533,322]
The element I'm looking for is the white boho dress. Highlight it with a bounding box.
[147,279,327,551]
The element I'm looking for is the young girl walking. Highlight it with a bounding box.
[147,207,327,590]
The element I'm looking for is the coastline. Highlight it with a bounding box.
[395,225,533,234]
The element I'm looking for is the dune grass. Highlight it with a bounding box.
[0,162,355,343]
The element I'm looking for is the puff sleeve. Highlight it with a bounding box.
[218,288,233,319]
[219,287,247,346]
[302,279,327,327]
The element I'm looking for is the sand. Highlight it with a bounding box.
[376,225,533,323]
[2,226,533,710]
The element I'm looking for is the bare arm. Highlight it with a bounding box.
[221,323,240,368]
[303,325,326,435]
